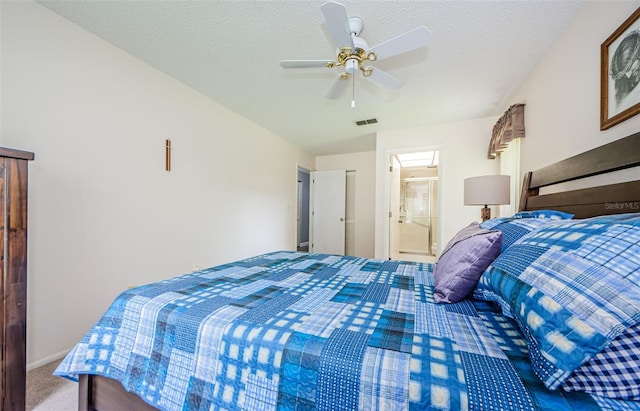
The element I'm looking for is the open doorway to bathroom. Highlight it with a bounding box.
[389,151,439,263]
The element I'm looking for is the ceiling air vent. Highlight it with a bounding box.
[355,118,378,126]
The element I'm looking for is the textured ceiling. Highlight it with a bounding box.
[37,0,586,156]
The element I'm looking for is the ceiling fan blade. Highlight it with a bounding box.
[281,60,333,69]
[326,72,349,99]
[321,1,354,48]
[370,26,431,61]
[366,67,403,89]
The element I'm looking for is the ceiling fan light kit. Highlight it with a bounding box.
[280,1,431,106]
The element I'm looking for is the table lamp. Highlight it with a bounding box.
[464,175,510,221]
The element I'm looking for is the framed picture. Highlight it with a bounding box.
[601,7,640,130]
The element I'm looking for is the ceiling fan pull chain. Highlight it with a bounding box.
[351,69,356,109]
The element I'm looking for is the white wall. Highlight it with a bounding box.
[316,151,376,258]
[507,1,640,173]
[1,1,314,368]
[375,116,499,259]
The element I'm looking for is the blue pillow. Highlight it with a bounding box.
[476,213,640,392]
[480,216,559,253]
[513,209,574,220]
[475,215,570,314]
[562,322,640,400]
[433,222,502,303]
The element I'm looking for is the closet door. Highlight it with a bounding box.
[0,148,34,411]
[310,170,346,255]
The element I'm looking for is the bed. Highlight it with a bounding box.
[55,132,640,411]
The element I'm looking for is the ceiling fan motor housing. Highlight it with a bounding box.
[352,36,369,53]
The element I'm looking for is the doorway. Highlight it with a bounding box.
[297,167,310,252]
[389,150,439,263]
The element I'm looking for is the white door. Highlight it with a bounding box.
[311,170,346,255]
[389,156,401,260]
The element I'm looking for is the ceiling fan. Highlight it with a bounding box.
[280,1,431,104]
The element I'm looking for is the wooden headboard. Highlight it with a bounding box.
[519,132,640,218]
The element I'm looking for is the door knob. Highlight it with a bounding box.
[340,218,344,221]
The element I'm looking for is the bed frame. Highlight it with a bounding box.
[519,131,640,218]
[77,132,640,411]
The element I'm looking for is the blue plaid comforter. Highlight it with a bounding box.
[55,251,640,410]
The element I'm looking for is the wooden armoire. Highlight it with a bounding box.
[0,147,34,410]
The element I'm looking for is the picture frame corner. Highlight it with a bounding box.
[600,7,640,130]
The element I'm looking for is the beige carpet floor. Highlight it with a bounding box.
[26,360,77,410]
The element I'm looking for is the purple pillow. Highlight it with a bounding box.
[434,222,502,303]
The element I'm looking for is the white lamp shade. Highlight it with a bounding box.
[464,175,510,206]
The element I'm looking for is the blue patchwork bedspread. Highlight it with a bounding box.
[55,251,640,410]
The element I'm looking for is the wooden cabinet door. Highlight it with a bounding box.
[0,151,32,411]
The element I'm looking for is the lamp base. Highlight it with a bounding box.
[481,206,491,222]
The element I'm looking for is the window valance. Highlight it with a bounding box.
[488,103,525,159]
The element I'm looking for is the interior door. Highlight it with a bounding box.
[389,156,401,260]
[311,170,346,255]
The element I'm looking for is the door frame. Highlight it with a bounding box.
[389,155,401,261]
[295,164,312,251]
[382,146,443,260]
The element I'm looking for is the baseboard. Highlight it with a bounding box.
[27,348,71,371]
[299,241,309,247]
